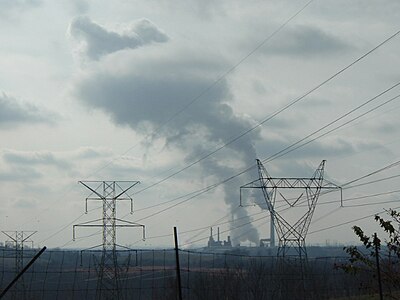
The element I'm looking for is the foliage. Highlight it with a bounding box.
[336,209,400,296]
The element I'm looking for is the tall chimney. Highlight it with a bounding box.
[270,212,275,247]
[217,227,220,242]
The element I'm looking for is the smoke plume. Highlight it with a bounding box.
[73,40,261,245]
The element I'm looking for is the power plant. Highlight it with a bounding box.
[207,227,232,248]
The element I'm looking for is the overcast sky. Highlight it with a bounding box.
[1,0,400,250]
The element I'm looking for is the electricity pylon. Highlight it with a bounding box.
[240,159,341,258]
[73,181,145,300]
[2,231,36,299]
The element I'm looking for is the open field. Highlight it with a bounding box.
[0,247,398,299]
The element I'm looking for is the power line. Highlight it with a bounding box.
[132,30,400,199]
[39,28,400,248]
[243,188,400,208]
[104,177,400,248]
[343,174,400,189]
[181,197,400,247]
[343,199,400,208]
[38,205,103,245]
[136,86,400,225]
[145,182,400,246]
[180,164,400,246]
[308,205,400,235]
[83,0,315,180]
[130,87,400,222]
[36,1,315,247]
[261,88,400,164]
[343,161,400,187]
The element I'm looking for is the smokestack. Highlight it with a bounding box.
[210,227,213,240]
[270,212,275,247]
[217,227,220,242]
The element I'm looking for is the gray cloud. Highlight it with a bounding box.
[263,25,352,57]
[3,150,71,170]
[73,44,261,244]
[0,167,42,182]
[148,0,225,19]
[69,16,169,60]
[257,135,357,164]
[70,0,89,14]
[0,0,40,9]
[0,0,41,18]
[0,92,54,128]
[72,147,112,159]
[13,198,37,209]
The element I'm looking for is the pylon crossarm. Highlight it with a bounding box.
[322,180,340,187]
[1,231,37,242]
[114,218,144,226]
[73,221,104,241]
[258,177,336,189]
[74,218,103,226]
[21,231,37,242]
[240,179,263,189]
[86,197,106,201]
[79,181,106,199]
[257,184,339,208]
[114,219,146,240]
[114,181,140,199]
[2,231,17,242]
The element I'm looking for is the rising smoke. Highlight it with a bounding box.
[72,28,261,244]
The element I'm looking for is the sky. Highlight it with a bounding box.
[1,0,400,250]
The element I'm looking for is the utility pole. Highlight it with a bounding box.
[374,233,383,300]
[241,160,341,299]
[174,227,183,300]
[73,181,145,300]
[240,160,341,258]
[2,231,36,300]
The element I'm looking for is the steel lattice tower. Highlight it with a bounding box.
[240,159,341,258]
[2,231,36,299]
[73,181,145,300]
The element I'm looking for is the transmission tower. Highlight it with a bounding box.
[240,159,341,258]
[73,181,145,300]
[2,231,36,299]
